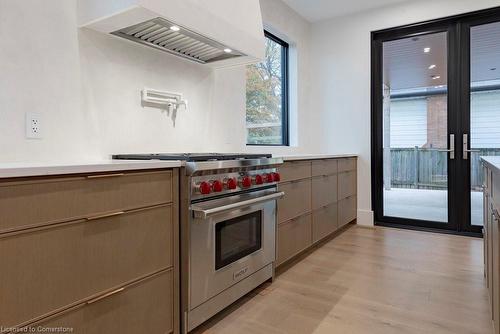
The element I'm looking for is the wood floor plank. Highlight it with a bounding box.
[192,226,493,334]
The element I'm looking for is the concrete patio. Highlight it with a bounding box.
[384,188,483,226]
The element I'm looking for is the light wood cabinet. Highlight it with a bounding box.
[312,203,338,243]
[0,205,174,328]
[312,174,338,210]
[276,157,357,268]
[26,269,174,334]
[483,160,500,334]
[278,161,311,182]
[312,159,337,176]
[338,157,356,172]
[0,169,179,333]
[277,214,312,266]
[0,170,173,234]
[277,179,311,223]
[339,195,357,228]
[338,170,357,200]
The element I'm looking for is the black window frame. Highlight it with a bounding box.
[246,30,290,146]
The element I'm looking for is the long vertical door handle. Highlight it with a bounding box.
[462,134,479,160]
[438,134,455,159]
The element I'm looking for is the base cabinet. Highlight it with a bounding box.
[277,214,312,266]
[276,157,357,267]
[339,195,357,228]
[312,203,338,243]
[0,169,179,334]
[28,270,173,334]
[277,179,312,223]
[483,161,500,334]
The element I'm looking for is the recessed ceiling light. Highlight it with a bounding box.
[428,64,436,69]
[432,75,441,80]
[223,48,232,53]
[424,47,431,53]
[170,26,180,31]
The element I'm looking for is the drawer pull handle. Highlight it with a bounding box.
[87,287,125,304]
[492,208,500,222]
[86,211,125,221]
[86,173,125,179]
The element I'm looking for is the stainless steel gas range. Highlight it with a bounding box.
[113,153,284,333]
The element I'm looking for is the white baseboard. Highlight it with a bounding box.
[356,209,374,227]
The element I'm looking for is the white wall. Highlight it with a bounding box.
[208,0,313,155]
[310,0,500,226]
[0,0,94,162]
[0,0,313,163]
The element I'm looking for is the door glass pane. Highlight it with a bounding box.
[382,32,449,222]
[215,211,262,270]
[470,22,500,227]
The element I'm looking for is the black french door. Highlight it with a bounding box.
[371,7,500,235]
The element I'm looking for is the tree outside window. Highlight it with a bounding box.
[246,31,289,145]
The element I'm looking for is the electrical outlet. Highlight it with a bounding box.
[26,112,42,139]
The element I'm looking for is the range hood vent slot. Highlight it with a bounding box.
[111,17,245,64]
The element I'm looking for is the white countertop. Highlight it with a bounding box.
[482,156,500,173]
[0,154,359,178]
[277,154,358,161]
[0,160,182,179]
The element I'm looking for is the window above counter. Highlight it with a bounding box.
[246,31,289,146]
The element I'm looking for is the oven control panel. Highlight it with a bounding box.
[191,168,280,200]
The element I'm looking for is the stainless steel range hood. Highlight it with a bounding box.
[111,17,244,64]
[78,0,265,68]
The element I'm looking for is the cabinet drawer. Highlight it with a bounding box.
[277,214,312,266]
[26,270,173,334]
[0,205,173,327]
[312,159,338,176]
[338,196,357,227]
[278,179,311,223]
[312,203,338,243]
[493,170,500,211]
[312,174,338,210]
[338,170,357,200]
[278,161,311,183]
[338,158,356,172]
[0,170,173,234]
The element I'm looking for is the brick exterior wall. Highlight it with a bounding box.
[425,94,447,148]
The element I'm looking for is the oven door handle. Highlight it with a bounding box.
[190,191,285,219]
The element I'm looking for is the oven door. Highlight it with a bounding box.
[188,189,283,309]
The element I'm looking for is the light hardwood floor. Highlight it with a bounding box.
[192,225,493,334]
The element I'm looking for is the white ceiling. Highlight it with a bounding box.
[282,0,415,22]
[383,21,500,91]
[383,32,448,90]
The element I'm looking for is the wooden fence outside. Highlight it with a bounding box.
[389,148,500,190]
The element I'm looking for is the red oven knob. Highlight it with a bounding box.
[272,172,281,182]
[224,177,237,190]
[211,180,223,192]
[253,174,264,185]
[265,173,275,183]
[240,176,252,188]
[197,181,211,195]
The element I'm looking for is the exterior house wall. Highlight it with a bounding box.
[425,95,448,149]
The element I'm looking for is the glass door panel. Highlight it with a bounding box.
[382,31,451,224]
[469,21,500,228]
